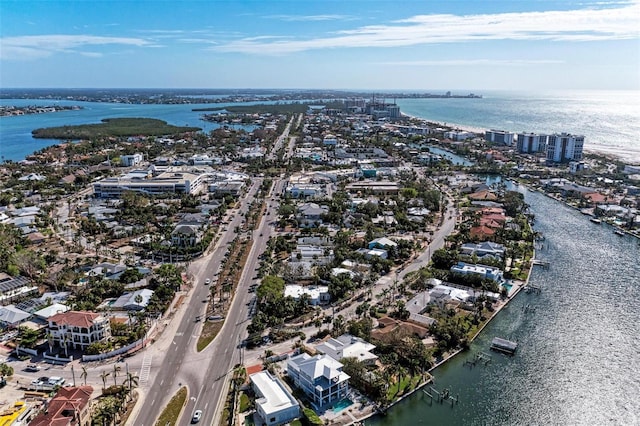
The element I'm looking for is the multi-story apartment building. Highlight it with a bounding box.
[485,129,515,145]
[47,311,111,350]
[546,133,585,163]
[516,133,548,153]
[287,353,350,409]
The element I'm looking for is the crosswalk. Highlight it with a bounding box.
[139,354,152,386]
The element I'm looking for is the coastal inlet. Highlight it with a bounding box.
[370,183,640,426]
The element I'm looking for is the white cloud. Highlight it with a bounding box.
[266,14,354,22]
[378,59,565,66]
[0,35,151,60]
[215,3,640,54]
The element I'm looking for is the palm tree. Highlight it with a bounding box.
[100,371,110,391]
[124,372,139,401]
[112,364,121,387]
[80,366,88,386]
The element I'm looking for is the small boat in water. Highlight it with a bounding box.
[614,229,625,236]
[590,218,602,224]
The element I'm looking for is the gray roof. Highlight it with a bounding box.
[0,305,31,325]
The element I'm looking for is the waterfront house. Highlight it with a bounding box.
[460,241,506,259]
[315,334,378,365]
[47,311,111,350]
[450,262,504,282]
[250,371,300,426]
[287,353,350,409]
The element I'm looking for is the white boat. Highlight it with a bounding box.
[590,218,602,224]
[614,229,625,236]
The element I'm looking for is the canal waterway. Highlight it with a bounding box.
[370,184,640,425]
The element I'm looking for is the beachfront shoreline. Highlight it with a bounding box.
[401,113,640,165]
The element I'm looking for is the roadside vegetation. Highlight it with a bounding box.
[155,386,187,426]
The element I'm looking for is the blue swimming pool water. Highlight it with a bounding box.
[332,398,353,413]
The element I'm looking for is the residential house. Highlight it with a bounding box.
[110,289,154,311]
[368,237,398,250]
[284,285,330,305]
[460,241,506,259]
[296,203,329,228]
[450,262,504,282]
[287,353,350,409]
[171,215,207,247]
[0,305,31,328]
[250,371,300,426]
[315,334,378,365]
[30,386,93,426]
[0,274,38,305]
[47,311,111,350]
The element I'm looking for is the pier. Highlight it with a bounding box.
[490,337,518,355]
[532,259,550,269]
[463,352,492,368]
[423,386,460,407]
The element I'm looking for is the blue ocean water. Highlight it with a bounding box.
[1,90,639,162]
[397,90,640,163]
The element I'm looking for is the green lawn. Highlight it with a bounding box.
[155,386,187,426]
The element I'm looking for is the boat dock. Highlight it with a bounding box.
[490,337,518,355]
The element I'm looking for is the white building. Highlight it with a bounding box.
[485,130,515,145]
[284,285,330,305]
[516,133,547,153]
[546,133,584,163]
[450,262,503,282]
[287,353,350,409]
[47,311,111,350]
[120,153,144,167]
[93,169,206,198]
[250,371,300,426]
[444,131,475,141]
[315,334,378,365]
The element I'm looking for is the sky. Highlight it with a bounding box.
[1,0,639,91]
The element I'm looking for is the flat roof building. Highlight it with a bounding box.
[250,371,300,426]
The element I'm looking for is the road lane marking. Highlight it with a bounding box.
[139,354,152,385]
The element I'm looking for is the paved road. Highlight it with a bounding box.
[133,178,265,426]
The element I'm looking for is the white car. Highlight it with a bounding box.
[204,278,211,285]
[191,410,202,423]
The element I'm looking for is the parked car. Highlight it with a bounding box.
[48,377,65,386]
[191,410,202,423]
[25,364,41,372]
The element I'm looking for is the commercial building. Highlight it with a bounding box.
[250,371,300,426]
[287,353,350,409]
[546,133,585,163]
[93,169,206,198]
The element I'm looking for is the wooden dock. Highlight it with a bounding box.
[490,337,518,355]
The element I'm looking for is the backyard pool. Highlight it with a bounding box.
[332,398,353,413]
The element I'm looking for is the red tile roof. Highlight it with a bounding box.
[49,311,101,328]
[30,386,93,426]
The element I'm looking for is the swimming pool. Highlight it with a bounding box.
[332,398,353,413]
